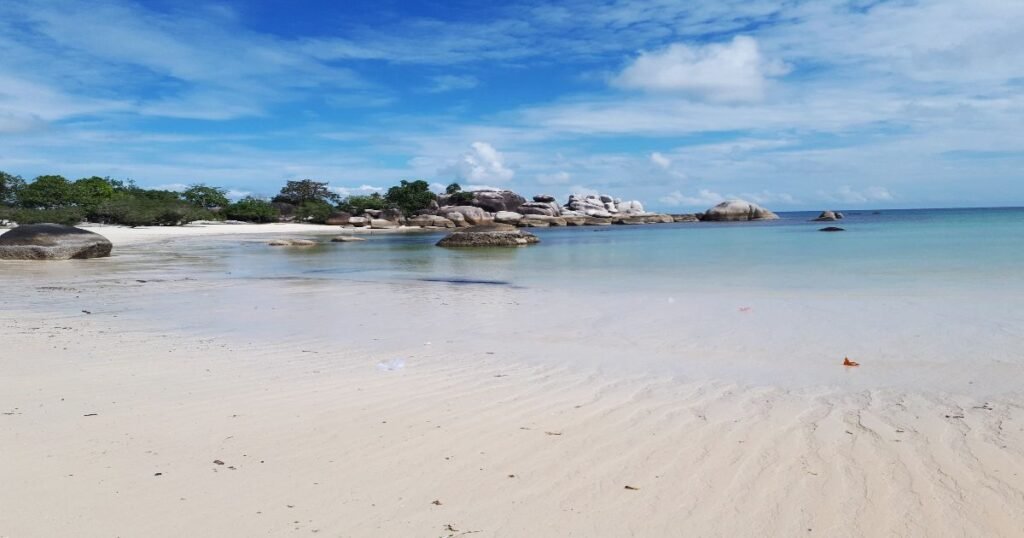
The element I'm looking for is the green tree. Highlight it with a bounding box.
[445,182,462,194]
[385,180,436,216]
[338,193,388,215]
[272,179,340,206]
[71,176,116,212]
[18,175,73,209]
[181,184,229,209]
[0,171,26,206]
[225,197,278,223]
[296,200,334,223]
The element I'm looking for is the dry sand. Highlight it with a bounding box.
[1,227,1023,537]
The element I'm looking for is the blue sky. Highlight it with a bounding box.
[1,0,1022,210]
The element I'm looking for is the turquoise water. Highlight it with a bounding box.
[214,207,1024,295]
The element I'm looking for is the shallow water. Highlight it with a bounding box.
[2,207,1022,394]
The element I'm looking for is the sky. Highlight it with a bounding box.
[1,0,1023,210]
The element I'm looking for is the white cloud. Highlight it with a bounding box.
[440,142,515,183]
[659,189,725,207]
[613,36,789,102]
[537,171,571,184]
[820,186,894,204]
[650,152,671,169]
[226,189,251,200]
[739,190,797,205]
[427,75,479,93]
[153,183,188,192]
[332,184,384,197]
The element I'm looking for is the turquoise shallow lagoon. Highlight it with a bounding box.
[216,207,1024,294]
[3,207,1022,394]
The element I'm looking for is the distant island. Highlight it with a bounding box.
[0,172,779,229]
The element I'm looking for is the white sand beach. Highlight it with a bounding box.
[2,226,1023,537]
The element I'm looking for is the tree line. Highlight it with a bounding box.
[0,171,466,226]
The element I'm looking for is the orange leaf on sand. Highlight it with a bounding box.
[843,357,860,367]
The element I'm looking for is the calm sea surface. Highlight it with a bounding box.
[204,207,1024,294]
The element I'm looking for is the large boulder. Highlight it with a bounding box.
[616,200,645,214]
[325,212,352,225]
[348,216,369,227]
[0,224,112,260]
[408,214,456,228]
[442,205,493,225]
[439,190,526,213]
[518,201,561,217]
[494,211,524,224]
[436,224,540,248]
[813,210,843,221]
[519,215,567,227]
[380,208,404,223]
[370,219,399,229]
[533,194,556,203]
[444,211,470,227]
[700,200,779,221]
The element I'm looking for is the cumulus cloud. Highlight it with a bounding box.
[659,189,725,207]
[441,142,515,183]
[740,190,797,205]
[821,185,894,204]
[650,152,671,169]
[613,36,789,102]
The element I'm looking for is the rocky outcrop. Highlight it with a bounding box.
[584,217,613,226]
[380,208,404,223]
[347,216,369,227]
[439,190,526,213]
[444,212,470,227]
[616,200,645,214]
[520,215,567,227]
[700,200,779,221]
[494,211,524,225]
[0,224,112,260]
[436,224,540,248]
[408,214,456,228]
[518,200,562,217]
[442,206,493,225]
[325,212,352,225]
[566,194,618,217]
[268,239,316,246]
[562,216,587,226]
[814,210,844,221]
[370,219,399,229]
[671,214,700,223]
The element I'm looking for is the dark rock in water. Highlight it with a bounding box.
[436,224,539,247]
[330,236,366,242]
[819,226,845,232]
[0,223,112,260]
[813,210,842,221]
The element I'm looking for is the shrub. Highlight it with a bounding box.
[296,200,334,223]
[225,197,278,223]
[4,207,85,226]
[181,184,229,209]
[385,179,436,216]
[18,175,73,209]
[272,179,340,205]
[339,193,388,215]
